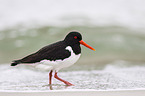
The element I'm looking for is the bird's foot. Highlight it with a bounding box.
[64,81,74,86]
[54,72,74,86]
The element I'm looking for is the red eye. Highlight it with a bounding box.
[74,36,77,39]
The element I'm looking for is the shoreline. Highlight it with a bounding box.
[1,88,145,92]
[0,89,145,96]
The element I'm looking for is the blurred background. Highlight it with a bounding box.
[0,0,145,90]
[0,0,145,66]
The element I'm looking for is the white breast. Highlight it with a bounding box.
[33,46,81,72]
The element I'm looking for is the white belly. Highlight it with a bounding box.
[33,46,81,71]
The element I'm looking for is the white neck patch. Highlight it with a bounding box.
[65,46,73,52]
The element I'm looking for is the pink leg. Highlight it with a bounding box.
[54,72,74,86]
[49,70,53,85]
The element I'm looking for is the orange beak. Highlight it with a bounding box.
[79,40,95,51]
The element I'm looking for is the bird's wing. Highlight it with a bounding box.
[19,41,71,63]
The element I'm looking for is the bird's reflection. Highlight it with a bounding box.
[42,84,72,90]
[49,85,53,90]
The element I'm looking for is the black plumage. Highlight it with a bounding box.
[11,32,82,66]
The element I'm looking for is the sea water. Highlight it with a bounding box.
[0,61,145,91]
[0,0,145,29]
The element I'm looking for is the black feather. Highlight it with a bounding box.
[16,41,72,64]
[11,32,82,65]
[11,60,21,66]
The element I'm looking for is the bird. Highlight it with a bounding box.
[11,31,95,86]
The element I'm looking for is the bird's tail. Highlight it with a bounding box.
[11,60,21,66]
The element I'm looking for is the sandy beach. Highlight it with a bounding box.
[1,89,145,96]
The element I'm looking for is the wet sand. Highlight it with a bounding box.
[1,89,145,96]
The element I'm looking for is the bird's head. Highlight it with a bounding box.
[64,31,95,51]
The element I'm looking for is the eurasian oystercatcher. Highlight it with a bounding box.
[11,31,95,86]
